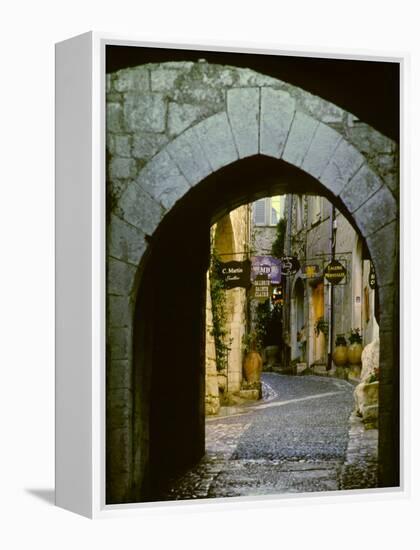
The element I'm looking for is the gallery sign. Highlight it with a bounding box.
[281,255,300,276]
[219,260,251,289]
[324,259,347,285]
[252,273,270,300]
[369,261,377,289]
[301,263,320,278]
[251,256,282,284]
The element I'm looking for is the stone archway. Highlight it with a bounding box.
[106,62,398,503]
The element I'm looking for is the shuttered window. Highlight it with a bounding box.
[253,196,285,226]
[253,199,267,225]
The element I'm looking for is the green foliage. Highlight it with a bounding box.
[242,331,259,354]
[255,301,270,349]
[314,317,329,337]
[271,218,287,259]
[367,367,380,384]
[335,334,347,347]
[209,253,232,372]
[255,300,283,347]
[348,328,362,344]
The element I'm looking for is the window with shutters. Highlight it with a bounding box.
[253,198,267,225]
[253,196,284,226]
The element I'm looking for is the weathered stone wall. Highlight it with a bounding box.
[363,259,380,345]
[333,210,358,338]
[206,206,250,411]
[106,60,399,501]
[252,226,276,254]
[354,338,380,428]
[205,272,220,415]
[225,206,249,394]
[287,192,382,373]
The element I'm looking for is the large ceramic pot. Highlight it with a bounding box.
[333,345,348,367]
[348,342,363,365]
[243,351,263,384]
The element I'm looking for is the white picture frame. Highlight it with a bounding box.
[55,31,407,519]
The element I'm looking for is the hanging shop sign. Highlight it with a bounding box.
[220,260,251,289]
[251,256,282,284]
[280,255,300,276]
[301,263,320,278]
[252,273,270,300]
[324,259,347,285]
[369,261,377,289]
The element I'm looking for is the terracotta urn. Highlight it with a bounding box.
[333,345,348,367]
[243,351,263,384]
[348,342,363,365]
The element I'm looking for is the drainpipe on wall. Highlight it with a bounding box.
[283,194,293,367]
[327,203,336,370]
[286,195,292,255]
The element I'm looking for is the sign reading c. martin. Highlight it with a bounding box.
[220,260,251,289]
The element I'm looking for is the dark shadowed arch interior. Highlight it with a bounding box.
[129,155,390,502]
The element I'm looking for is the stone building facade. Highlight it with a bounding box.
[205,205,251,415]
[106,59,399,503]
[284,194,380,377]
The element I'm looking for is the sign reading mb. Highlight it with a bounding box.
[324,259,347,285]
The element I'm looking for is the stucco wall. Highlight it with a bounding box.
[205,205,250,413]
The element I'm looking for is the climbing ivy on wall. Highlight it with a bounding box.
[271,218,287,259]
[209,253,232,372]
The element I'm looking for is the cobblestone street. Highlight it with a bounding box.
[158,373,378,501]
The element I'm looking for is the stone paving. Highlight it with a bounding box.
[340,412,378,490]
[158,373,378,501]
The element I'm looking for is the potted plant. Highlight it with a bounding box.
[242,331,263,383]
[333,334,348,366]
[314,317,329,338]
[348,328,363,365]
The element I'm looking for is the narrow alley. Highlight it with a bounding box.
[158,373,378,501]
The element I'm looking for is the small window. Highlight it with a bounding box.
[253,196,284,226]
[253,199,266,225]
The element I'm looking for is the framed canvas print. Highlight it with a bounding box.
[55,32,404,518]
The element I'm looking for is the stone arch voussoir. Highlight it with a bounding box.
[108,81,398,371]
